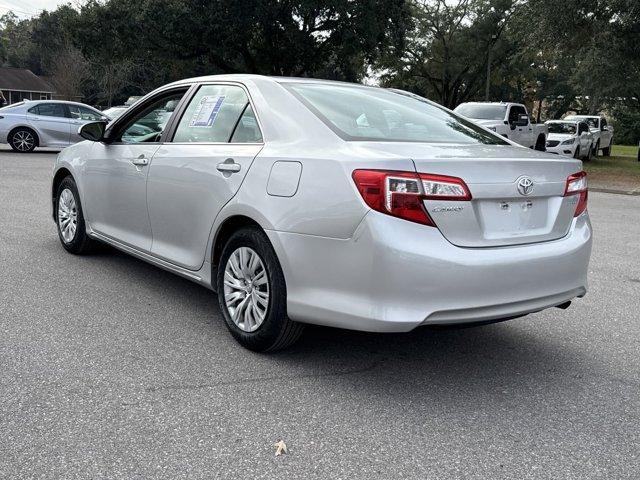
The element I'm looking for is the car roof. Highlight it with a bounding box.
[165,73,378,89]
[25,99,99,108]
[456,101,510,105]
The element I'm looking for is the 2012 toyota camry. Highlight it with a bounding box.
[51,75,592,351]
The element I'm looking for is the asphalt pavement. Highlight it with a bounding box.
[1,146,639,479]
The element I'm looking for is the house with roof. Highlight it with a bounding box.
[0,67,55,105]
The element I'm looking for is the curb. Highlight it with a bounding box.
[590,187,640,196]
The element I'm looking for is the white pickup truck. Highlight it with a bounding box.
[453,102,548,151]
[563,114,614,156]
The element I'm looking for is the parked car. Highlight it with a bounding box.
[453,102,548,150]
[0,100,108,152]
[545,120,594,160]
[102,106,129,121]
[563,114,613,156]
[51,75,592,352]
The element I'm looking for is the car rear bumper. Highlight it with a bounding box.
[267,210,592,333]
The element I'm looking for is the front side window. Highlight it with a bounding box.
[29,103,66,118]
[285,83,508,144]
[173,84,257,143]
[69,105,103,121]
[118,91,186,143]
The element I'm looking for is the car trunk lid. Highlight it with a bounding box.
[354,143,583,248]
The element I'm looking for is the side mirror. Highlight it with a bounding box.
[79,121,107,142]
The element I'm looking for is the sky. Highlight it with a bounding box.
[0,0,83,19]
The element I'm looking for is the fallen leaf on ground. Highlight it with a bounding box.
[274,440,288,456]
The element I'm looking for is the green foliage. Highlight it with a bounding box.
[611,105,640,145]
[379,0,639,117]
[0,0,638,119]
[0,0,409,105]
[378,0,521,109]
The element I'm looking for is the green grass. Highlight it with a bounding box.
[611,144,639,157]
[583,145,640,191]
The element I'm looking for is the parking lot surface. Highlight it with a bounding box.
[1,147,639,479]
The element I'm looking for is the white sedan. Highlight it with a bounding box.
[545,120,594,160]
[0,100,108,152]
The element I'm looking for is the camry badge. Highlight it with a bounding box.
[516,176,534,196]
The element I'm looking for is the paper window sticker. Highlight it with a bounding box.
[189,95,226,127]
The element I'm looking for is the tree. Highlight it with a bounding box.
[95,59,139,107]
[47,45,90,100]
[377,0,521,109]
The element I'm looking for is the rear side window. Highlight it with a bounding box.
[284,83,507,144]
[28,103,66,118]
[230,104,262,143]
[173,85,258,143]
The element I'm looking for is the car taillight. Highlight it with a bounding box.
[564,171,588,216]
[352,170,471,226]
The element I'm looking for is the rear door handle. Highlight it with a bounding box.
[132,155,149,166]
[217,159,241,173]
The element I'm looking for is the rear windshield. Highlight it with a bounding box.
[547,123,576,134]
[284,83,508,145]
[454,104,507,120]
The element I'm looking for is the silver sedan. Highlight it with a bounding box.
[0,100,107,152]
[50,75,592,351]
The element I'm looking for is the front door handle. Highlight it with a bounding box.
[217,158,241,173]
[132,155,149,166]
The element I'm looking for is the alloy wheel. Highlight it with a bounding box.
[58,188,78,243]
[13,130,35,152]
[223,247,270,332]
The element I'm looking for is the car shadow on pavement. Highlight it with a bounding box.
[77,243,596,403]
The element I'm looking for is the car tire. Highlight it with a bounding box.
[602,145,611,156]
[534,135,546,151]
[573,146,580,159]
[585,144,594,161]
[216,226,304,352]
[9,127,38,153]
[593,141,600,157]
[55,176,96,254]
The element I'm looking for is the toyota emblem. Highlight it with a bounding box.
[516,176,534,196]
